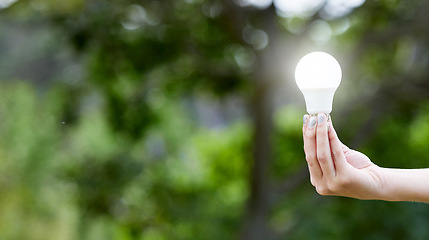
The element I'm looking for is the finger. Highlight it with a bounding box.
[302,114,309,134]
[327,118,347,148]
[327,121,348,171]
[303,115,323,179]
[316,113,336,178]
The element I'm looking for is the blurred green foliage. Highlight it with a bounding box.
[1,0,429,239]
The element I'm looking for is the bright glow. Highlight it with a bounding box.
[307,20,332,43]
[274,0,325,18]
[202,1,223,18]
[251,30,269,50]
[236,0,272,9]
[0,0,17,8]
[246,0,272,9]
[121,5,147,30]
[321,0,366,19]
[295,52,341,89]
[272,0,365,19]
[242,27,269,50]
[343,0,365,8]
[331,18,350,35]
[285,17,306,34]
[295,52,342,114]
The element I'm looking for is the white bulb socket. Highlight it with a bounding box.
[300,88,337,115]
[295,51,342,115]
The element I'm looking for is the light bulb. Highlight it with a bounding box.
[295,51,342,115]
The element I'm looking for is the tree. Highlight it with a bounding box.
[2,0,429,239]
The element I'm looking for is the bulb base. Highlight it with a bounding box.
[301,88,337,115]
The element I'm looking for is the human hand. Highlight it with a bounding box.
[302,113,384,200]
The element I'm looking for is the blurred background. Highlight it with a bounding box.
[1,0,429,239]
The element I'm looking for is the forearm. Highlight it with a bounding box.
[378,168,429,203]
[302,114,429,203]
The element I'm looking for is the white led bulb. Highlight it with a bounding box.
[295,51,342,114]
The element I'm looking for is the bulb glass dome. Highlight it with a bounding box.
[295,51,342,114]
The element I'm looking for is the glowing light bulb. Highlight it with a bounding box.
[295,51,342,114]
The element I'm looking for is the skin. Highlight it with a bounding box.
[302,113,429,203]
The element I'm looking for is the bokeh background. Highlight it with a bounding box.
[1,0,429,239]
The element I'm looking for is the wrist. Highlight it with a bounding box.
[368,166,392,201]
[360,165,391,201]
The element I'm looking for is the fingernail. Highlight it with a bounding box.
[317,113,325,125]
[308,116,316,128]
[303,115,308,125]
[327,122,330,131]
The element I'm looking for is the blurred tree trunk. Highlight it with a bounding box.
[241,81,273,240]
[240,6,279,240]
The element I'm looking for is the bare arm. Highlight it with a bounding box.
[378,168,429,202]
[302,113,429,203]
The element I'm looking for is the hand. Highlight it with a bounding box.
[302,113,384,200]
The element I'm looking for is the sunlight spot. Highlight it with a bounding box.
[225,44,256,73]
[274,0,325,18]
[121,4,147,31]
[242,27,269,50]
[185,0,203,4]
[331,18,350,35]
[307,20,332,44]
[321,0,366,19]
[30,0,47,11]
[250,30,269,50]
[234,46,256,72]
[235,0,272,9]
[202,1,223,18]
[0,0,17,8]
[285,17,306,34]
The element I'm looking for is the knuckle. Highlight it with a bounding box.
[305,129,315,138]
[317,125,327,135]
[310,177,316,187]
[327,182,339,193]
[336,176,351,190]
[314,176,351,196]
[303,142,309,151]
[305,154,316,163]
[317,152,330,163]
[332,148,343,158]
[316,185,330,196]
[307,161,315,169]
[328,177,350,193]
